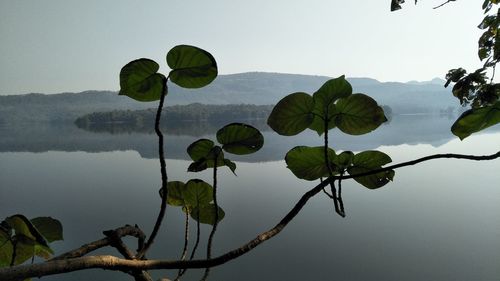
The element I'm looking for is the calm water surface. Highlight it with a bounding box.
[1,120,499,281]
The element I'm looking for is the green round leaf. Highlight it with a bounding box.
[217,123,264,155]
[334,93,387,135]
[187,139,215,161]
[333,151,355,170]
[267,92,315,136]
[167,45,218,89]
[12,235,36,265]
[0,227,13,267]
[190,204,225,225]
[119,58,166,102]
[184,179,214,207]
[30,217,63,243]
[187,146,225,173]
[285,146,338,181]
[451,101,500,140]
[347,150,394,189]
[159,181,186,207]
[352,150,392,168]
[5,215,49,248]
[312,75,352,116]
[309,76,351,135]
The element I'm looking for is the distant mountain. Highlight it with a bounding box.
[406,77,447,85]
[0,72,459,124]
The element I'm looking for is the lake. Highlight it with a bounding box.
[1,115,499,281]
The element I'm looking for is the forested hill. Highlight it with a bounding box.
[0,72,457,124]
[75,104,273,134]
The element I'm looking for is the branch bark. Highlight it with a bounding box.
[1,151,498,281]
[51,225,145,260]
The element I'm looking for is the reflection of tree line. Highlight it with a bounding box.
[74,103,273,136]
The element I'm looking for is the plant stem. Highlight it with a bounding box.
[323,114,345,217]
[137,82,169,259]
[174,212,190,280]
[201,152,220,280]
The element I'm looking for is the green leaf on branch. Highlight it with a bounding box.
[159,181,186,207]
[0,227,13,267]
[333,93,387,135]
[308,76,353,135]
[184,179,214,208]
[267,92,315,136]
[167,45,218,89]
[5,215,50,248]
[187,145,226,173]
[451,101,500,140]
[285,146,338,181]
[313,76,352,115]
[217,123,264,155]
[333,151,355,170]
[224,159,237,175]
[119,58,166,102]
[30,217,63,243]
[187,139,215,161]
[347,150,394,189]
[190,204,225,225]
[12,235,36,265]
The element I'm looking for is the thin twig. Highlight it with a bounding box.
[174,212,190,280]
[323,115,344,217]
[322,187,334,199]
[337,172,345,215]
[433,0,455,9]
[201,152,220,281]
[490,63,496,83]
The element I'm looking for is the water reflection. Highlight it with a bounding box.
[1,132,499,280]
[1,115,498,162]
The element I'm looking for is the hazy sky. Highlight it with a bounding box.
[0,0,485,94]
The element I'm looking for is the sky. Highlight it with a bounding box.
[0,0,486,95]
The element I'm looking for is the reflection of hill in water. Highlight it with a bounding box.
[1,115,498,162]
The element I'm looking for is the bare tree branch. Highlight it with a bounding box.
[51,225,145,261]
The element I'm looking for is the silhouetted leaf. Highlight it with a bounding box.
[312,75,352,119]
[30,217,63,243]
[187,146,225,172]
[333,151,354,170]
[119,58,166,101]
[217,123,264,155]
[12,235,35,265]
[187,139,215,161]
[5,215,49,249]
[347,151,394,189]
[333,94,387,135]
[224,159,237,175]
[308,113,336,136]
[451,101,500,139]
[167,45,217,89]
[191,204,225,225]
[184,179,213,207]
[267,92,315,136]
[0,227,13,267]
[285,146,338,181]
[187,159,209,172]
[159,181,186,207]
